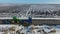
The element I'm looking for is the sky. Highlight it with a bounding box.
[0,0,60,4]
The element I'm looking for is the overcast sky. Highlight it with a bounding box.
[0,0,60,4]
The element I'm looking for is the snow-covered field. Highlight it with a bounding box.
[0,25,59,34]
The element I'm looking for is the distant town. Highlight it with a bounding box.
[0,4,60,18]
